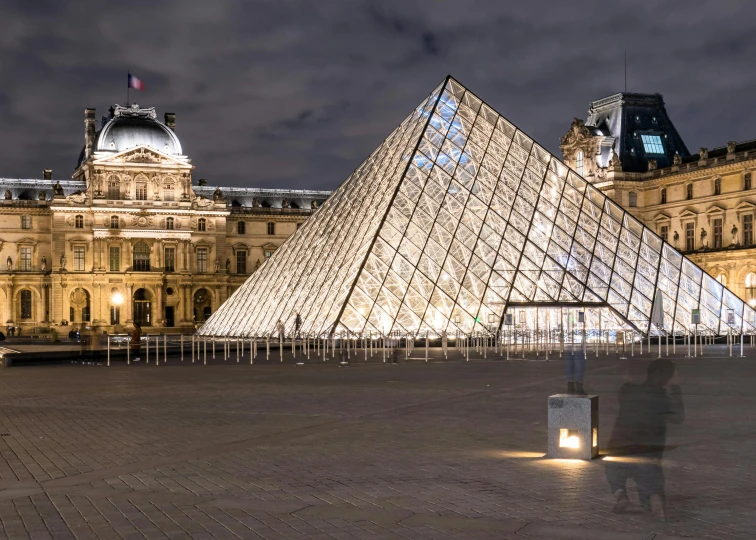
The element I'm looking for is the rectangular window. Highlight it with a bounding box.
[744,214,753,246]
[685,222,695,251]
[109,246,120,271]
[660,225,668,243]
[746,173,752,191]
[164,185,174,201]
[136,183,147,201]
[267,222,275,235]
[713,218,722,248]
[108,182,120,200]
[20,290,32,319]
[641,134,664,154]
[20,247,32,271]
[236,250,247,274]
[265,250,274,259]
[197,247,207,273]
[74,246,85,271]
[164,247,175,272]
[21,215,31,229]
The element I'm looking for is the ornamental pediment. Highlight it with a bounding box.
[92,146,189,167]
[652,212,671,223]
[705,204,726,216]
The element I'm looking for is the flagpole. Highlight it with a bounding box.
[127,72,129,105]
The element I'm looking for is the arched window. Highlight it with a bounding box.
[75,215,84,228]
[164,183,174,201]
[716,273,727,286]
[628,192,637,207]
[575,150,584,176]
[135,182,147,201]
[110,216,119,229]
[686,183,693,200]
[714,178,721,196]
[166,217,174,230]
[108,177,120,200]
[660,188,667,205]
[20,289,32,319]
[237,221,245,234]
[197,218,206,232]
[133,242,151,272]
[747,273,756,304]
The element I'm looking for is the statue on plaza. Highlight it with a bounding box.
[225,258,231,273]
[4,189,11,200]
[6,256,11,271]
[673,154,682,166]
[699,147,709,160]
[53,181,64,197]
[255,258,261,270]
[732,224,739,245]
[311,200,318,210]
[700,227,707,248]
[41,256,47,272]
[60,253,67,270]
[214,258,220,273]
[212,187,225,202]
[673,230,679,248]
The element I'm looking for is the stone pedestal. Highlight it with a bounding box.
[547,394,599,460]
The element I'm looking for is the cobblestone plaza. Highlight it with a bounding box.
[0,350,752,539]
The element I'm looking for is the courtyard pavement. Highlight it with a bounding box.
[0,344,754,539]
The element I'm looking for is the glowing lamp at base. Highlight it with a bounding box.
[547,395,599,460]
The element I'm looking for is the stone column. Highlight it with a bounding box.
[156,286,163,326]
[125,283,133,323]
[43,284,50,323]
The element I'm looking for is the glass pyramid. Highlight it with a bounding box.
[198,76,756,339]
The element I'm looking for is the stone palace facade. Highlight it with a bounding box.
[0,103,329,333]
[560,91,756,306]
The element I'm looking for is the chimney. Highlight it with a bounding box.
[164,112,176,131]
[43,169,52,180]
[84,108,96,161]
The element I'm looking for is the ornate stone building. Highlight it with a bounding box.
[0,103,329,333]
[561,92,756,306]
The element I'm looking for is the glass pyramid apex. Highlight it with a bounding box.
[198,76,756,338]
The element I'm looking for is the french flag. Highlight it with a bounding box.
[128,73,144,91]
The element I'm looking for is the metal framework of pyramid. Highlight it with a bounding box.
[198,76,756,339]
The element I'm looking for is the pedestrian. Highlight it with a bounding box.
[276,319,284,340]
[295,313,302,337]
[8,325,14,337]
[131,322,142,361]
[605,358,684,521]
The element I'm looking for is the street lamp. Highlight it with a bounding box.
[111,291,124,326]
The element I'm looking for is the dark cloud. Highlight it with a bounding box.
[0,0,755,191]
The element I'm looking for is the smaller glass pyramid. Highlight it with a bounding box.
[198,76,756,339]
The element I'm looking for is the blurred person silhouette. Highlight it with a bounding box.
[605,358,684,521]
[564,349,586,395]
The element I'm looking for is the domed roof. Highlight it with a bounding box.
[94,103,182,157]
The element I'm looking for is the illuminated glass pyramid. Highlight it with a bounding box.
[198,76,756,338]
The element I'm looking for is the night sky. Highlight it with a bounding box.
[1,1,755,190]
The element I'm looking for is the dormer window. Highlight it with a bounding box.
[75,215,84,228]
[575,150,584,176]
[110,216,119,229]
[641,134,664,154]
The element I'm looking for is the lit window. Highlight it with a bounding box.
[74,246,85,271]
[197,218,206,231]
[133,242,150,271]
[575,150,584,176]
[75,215,84,228]
[628,192,637,207]
[660,225,668,243]
[716,273,727,286]
[109,246,120,271]
[21,215,31,229]
[135,182,147,201]
[197,247,208,273]
[237,221,246,234]
[110,216,119,229]
[265,250,274,259]
[20,247,32,271]
[747,273,756,302]
[20,290,32,319]
[267,222,275,235]
[166,217,174,230]
[641,134,664,154]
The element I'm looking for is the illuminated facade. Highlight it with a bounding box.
[0,104,329,333]
[199,77,756,339]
